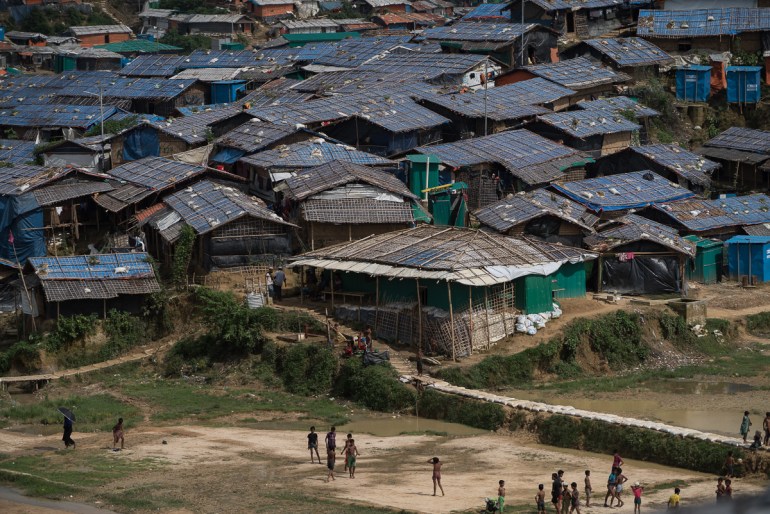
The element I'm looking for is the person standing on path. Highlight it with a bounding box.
[724,479,733,501]
[740,411,752,443]
[536,483,546,514]
[326,448,336,482]
[631,482,643,514]
[614,467,628,508]
[604,467,617,507]
[325,426,336,452]
[112,418,124,450]
[307,426,321,464]
[341,433,353,472]
[497,480,506,513]
[569,483,580,514]
[561,483,571,514]
[612,449,624,471]
[265,268,274,301]
[763,412,770,446]
[345,439,359,479]
[584,470,592,507]
[272,267,286,302]
[551,472,562,514]
[63,416,75,449]
[428,457,444,496]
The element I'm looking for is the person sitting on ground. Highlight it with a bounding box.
[343,340,353,357]
[112,418,124,450]
[750,430,763,450]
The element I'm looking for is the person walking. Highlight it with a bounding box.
[416,348,424,376]
[325,426,337,452]
[740,411,752,443]
[273,267,286,302]
[63,416,75,449]
[614,467,628,508]
[112,418,124,450]
[763,412,770,446]
[265,268,274,301]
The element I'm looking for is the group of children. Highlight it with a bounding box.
[307,426,359,483]
[342,327,373,356]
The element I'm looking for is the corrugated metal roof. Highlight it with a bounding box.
[0,139,36,164]
[577,96,660,118]
[108,156,209,189]
[359,52,487,80]
[301,196,416,224]
[359,0,412,6]
[55,77,198,101]
[704,126,770,154]
[536,109,641,138]
[301,35,412,68]
[145,107,250,144]
[239,139,395,169]
[179,49,299,69]
[119,55,186,77]
[291,225,596,286]
[583,37,674,67]
[637,8,770,38]
[742,223,770,236]
[280,19,340,29]
[171,68,245,81]
[419,90,548,121]
[462,3,508,20]
[68,24,132,36]
[524,0,625,10]
[423,22,538,43]
[628,144,718,188]
[487,78,576,106]
[584,214,695,256]
[415,129,585,186]
[525,57,630,89]
[0,104,118,130]
[32,180,114,206]
[552,171,694,212]
[653,194,770,232]
[164,179,292,237]
[277,160,416,200]
[215,119,302,153]
[475,188,599,233]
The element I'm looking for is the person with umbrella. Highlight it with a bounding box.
[59,407,75,449]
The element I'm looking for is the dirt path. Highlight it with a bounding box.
[2,426,765,514]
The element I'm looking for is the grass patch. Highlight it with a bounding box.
[256,491,413,513]
[0,394,140,432]
[119,379,348,425]
[0,452,162,500]
[98,486,185,511]
[747,311,770,336]
[417,389,505,431]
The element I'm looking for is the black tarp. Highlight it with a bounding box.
[363,350,390,366]
[601,256,680,295]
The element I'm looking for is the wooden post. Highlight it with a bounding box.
[310,222,315,251]
[448,281,456,361]
[56,301,60,320]
[468,285,473,353]
[374,276,380,332]
[484,287,491,350]
[103,299,106,320]
[330,270,335,308]
[597,256,604,293]
[348,224,352,241]
[416,278,422,352]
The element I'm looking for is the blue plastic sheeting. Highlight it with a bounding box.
[211,148,245,164]
[462,3,508,20]
[727,66,762,104]
[0,194,46,264]
[676,66,711,102]
[725,236,770,282]
[637,8,770,38]
[123,126,160,162]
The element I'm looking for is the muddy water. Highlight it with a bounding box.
[505,381,756,436]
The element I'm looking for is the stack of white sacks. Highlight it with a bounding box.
[514,303,563,335]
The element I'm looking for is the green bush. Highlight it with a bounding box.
[334,358,415,412]
[100,310,145,360]
[747,312,770,335]
[0,341,41,373]
[280,344,337,395]
[250,307,325,333]
[538,415,741,474]
[172,225,195,286]
[44,314,98,352]
[192,288,267,358]
[141,290,174,340]
[417,389,505,431]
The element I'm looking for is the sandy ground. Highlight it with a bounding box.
[0,425,766,514]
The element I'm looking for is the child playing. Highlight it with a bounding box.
[569,483,580,514]
[631,482,643,514]
[724,479,733,501]
[345,438,359,478]
[498,480,506,513]
[428,457,444,496]
[667,487,681,510]
[604,467,617,507]
[740,411,752,443]
[342,433,353,471]
[326,448,335,482]
[724,451,735,478]
[614,467,627,508]
[716,477,726,502]
[536,483,546,514]
[307,426,321,464]
[584,470,592,507]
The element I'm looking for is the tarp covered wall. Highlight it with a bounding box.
[601,256,680,295]
[519,30,558,67]
[0,194,46,264]
[123,126,160,162]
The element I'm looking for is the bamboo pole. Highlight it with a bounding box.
[330,270,335,308]
[484,287,491,350]
[374,276,380,332]
[468,285,473,354]
[448,281,456,361]
[416,278,422,352]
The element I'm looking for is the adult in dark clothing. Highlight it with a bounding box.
[273,268,286,301]
[63,417,75,448]
[552,472,562,512]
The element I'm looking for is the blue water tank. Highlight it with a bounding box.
[725,235,770,283]
[676,66,711,102]
[137,33,155,42]
[0,27,5,42]
[211,80,247,104]
[727,66,762,104]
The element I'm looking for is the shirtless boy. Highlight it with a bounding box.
[498,480,506,513]
[584,470,592,507]
[429,457,445,496]
[536,483,546,514]
[345,438,359,478]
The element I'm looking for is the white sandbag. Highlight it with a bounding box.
[526,326,537,335]
[536,322,546,329]
[516,315,527,324]
[515,323,527,333]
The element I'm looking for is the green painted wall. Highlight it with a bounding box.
[553,262,587,299]
[514,274,554,314]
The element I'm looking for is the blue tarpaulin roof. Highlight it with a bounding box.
[637,8,770,38]
[725,235,770,244]
[120,55,186,77]
[552,171,694,212]
[462,3,509,20]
